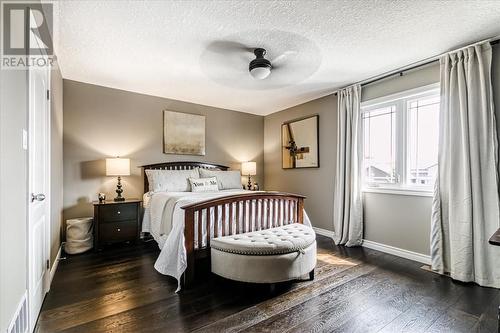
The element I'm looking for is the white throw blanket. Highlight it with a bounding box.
[142,190,312,291]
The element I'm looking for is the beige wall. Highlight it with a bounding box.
[0,64,28,332]
[361,63,440,101]
[363,193,432,254]
[363,46,500,255]
[63,80,264,222]
[264,47,500,257]
[264,94,337,231]
[264,63,440,255]
[50,61,64,263]
[360,63,439,255]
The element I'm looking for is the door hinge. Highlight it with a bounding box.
[46,89,50,100]
[46,259,50,270]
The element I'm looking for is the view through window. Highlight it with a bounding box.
[362,85,440,191]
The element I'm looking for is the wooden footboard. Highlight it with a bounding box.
[181,192,305,287]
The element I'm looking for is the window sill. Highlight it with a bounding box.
[362,187,433,197]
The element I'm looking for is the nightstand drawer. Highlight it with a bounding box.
[100,204,137,222]
[93,199,141,250]
[99,221,137,242]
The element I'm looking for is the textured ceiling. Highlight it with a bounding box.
[56,0,500,115]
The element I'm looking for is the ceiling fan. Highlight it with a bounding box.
[200,33,322,89]
[249,48,296,80]
[249,48,275,80]
[205,40,297,81]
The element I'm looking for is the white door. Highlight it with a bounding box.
[28,13,51,331]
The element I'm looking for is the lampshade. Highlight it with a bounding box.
[241,161,257,176]
[106,158,130,176]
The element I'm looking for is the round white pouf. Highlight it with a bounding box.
[211,223,316,284]
[65,217,93,254]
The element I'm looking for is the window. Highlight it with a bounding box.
[361,84,440,193]
[363,105,397,184]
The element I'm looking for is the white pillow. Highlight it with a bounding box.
[199,169,242,190]
[189,177,219,193]
[145,168,199,192]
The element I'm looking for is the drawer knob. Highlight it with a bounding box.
[117,228,121,232]
[117,211,121,214]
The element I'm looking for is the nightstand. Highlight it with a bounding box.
[93,199,141,250]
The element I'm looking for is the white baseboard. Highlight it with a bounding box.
[7,291,28,333]
[312,227,430,265]
[48,244,62,290]
[312,227,334,238]
[362,239,431,265]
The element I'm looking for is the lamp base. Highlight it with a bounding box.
[247,175,252,190]
[114,176,125,201]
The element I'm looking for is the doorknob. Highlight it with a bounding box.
[31,193,46,202]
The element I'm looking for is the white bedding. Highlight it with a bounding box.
[142,190,312,291]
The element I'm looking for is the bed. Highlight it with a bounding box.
[141,161,309,290]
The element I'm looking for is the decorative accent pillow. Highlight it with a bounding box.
[145,168,199,192]
[189,177,219,193]
[199,169,242,190]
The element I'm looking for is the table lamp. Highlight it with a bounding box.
[106,157,130,201]
[241,161,257,190]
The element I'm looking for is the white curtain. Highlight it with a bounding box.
[333,85,363,246]
[431,42,500,288]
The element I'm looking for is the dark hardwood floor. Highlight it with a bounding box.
[35,236,499,333]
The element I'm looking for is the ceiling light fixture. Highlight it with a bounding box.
[249,48,272,80]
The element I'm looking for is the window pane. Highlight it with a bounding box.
[407,96,439,187]
[362,105,397,184]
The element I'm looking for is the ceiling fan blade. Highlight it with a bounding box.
[206,40,254,55]
[271,50,298,68]
[271,63,289,72]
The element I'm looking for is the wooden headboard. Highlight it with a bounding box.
[141,161,229,193]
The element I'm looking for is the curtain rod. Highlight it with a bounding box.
[333,36,500,95]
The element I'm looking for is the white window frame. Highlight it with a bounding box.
[361,83,440,197]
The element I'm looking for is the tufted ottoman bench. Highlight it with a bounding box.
[210,223,316,284]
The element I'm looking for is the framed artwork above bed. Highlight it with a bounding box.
[163,110,206,156]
